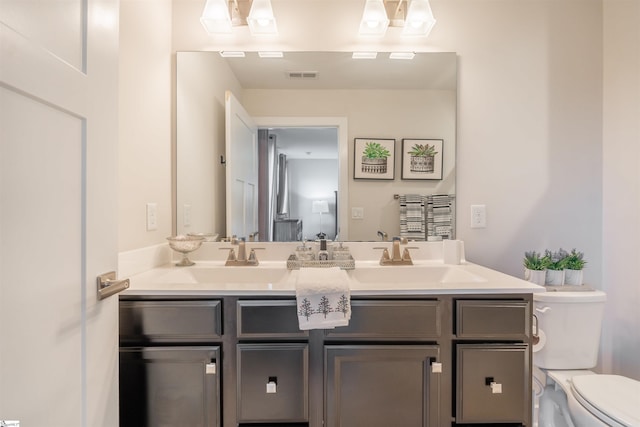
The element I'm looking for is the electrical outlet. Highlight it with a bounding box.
[146,203,158,231]
[470,204,486,228]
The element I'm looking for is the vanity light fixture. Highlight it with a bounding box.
[219,51,246,58]
[258,51,284,58]
[389,52,415,59]
[359,0,390,36]
[201,0,278,35]
[200,0,233,33]
[402,0,436,36]
[352,52,378,59]
[247,0,278,35]
[356,0,436,37]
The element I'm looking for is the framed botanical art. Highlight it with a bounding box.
[401,139,443,180]
[354,138,395,180]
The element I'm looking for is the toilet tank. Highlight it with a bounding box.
[533,291,606,369]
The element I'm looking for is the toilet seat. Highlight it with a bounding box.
[571,375,640,427]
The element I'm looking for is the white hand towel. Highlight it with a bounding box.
[295,267,351,330]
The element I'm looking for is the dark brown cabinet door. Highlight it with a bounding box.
[456,344,530,424]
[120,346,220,427]
[325,345,441,427]
[237,343,309,423]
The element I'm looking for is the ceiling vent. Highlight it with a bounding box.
[287,71,319,80]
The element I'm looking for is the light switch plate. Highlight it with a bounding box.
[183,204,192,227]
[470,204,486,228]
[146,203,158,231]
[352,207,364,219]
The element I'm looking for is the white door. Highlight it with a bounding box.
[0,0,120,425]
[225,91,258,240]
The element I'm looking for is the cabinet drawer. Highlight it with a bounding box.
[237,343,309,423]
[120,300,222,343]
[325,300,441,340]
[456,300,530,339]
[237,300,308,339]
[456,344,530,424]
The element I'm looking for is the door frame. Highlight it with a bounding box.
[254,116,349,240]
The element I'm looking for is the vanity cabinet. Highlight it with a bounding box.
[236,300,309,423]
[324,299,442,427]
[119,294,532,427]
[454,299,532,425]
[120,346,221,427]
[324,299,441,340]
[237,343,309,423]
[456,344,529,423]
[119,299,222,427]
[325,345,440,427]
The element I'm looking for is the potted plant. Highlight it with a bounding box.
[361,142,391,174]
[408,143,438,173]
[544,248,568,285]
[523,250,548,286]
[563,248,586,285]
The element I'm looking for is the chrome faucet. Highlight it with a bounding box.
[377,230,389,241]
[223,237,260,266]
[376,237,414,265]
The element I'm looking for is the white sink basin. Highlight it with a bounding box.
[189,266,292,284]
[142,261,488,294]
[347,264,487,288]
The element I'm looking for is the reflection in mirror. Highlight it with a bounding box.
[176,51,457,242]
[261,127,338,242]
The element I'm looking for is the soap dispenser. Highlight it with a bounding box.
[295,241,315,261]
[317,239,329,261]
[332,242,351,260]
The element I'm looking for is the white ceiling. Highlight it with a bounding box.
[268,127,338,160]
[225,51,457,90]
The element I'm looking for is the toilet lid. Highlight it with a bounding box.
[571,375,640,427]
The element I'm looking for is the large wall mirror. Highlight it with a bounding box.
[176,51,457,242]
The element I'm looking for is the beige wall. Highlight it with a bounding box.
[118,0,640,379]
[602,0,640,379]
[118,0,173,252]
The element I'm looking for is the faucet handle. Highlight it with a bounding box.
[373,247,391,264]
[247,249,259,264]
[224,248,236,262]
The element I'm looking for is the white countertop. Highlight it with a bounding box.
[123,259,545,297]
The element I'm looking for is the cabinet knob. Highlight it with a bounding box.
[489,381,502,394]
[266,376,277,393]
[205,362,216,375]
[485,376,503,393]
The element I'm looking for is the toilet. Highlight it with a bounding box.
[532,290,640,427]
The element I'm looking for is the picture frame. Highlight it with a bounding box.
[401,139,443,180]
[354,138,395,180]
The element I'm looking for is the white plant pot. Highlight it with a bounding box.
[545,269,565,286]
[563,269,584,286]
[524,268,546,286]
